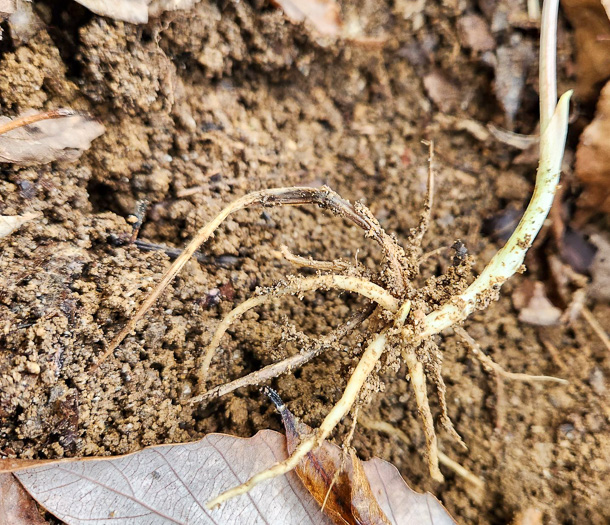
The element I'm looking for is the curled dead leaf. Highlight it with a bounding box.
[0,212,39,239]
[562,0,610,100]
[575,80,610,213]
[75,0,199,24]
[268,388,456,525]
[0,109,104,165]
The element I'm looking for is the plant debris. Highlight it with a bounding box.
[0,109,104,165]
[271,0,342,37]
[267,387,456,525]
[575,80,610,213]
[0,473,46,525]
[512,280,562,326]
[0,212,38,239]
[75,0,199,24]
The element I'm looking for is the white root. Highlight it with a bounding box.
[403,350,443,482]
[358,415,484,490]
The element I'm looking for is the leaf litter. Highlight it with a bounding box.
[11,392,455,525]
[0,109,104,165]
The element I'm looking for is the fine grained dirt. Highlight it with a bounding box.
[0,1,609,524]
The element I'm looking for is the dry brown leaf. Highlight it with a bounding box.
[562,0,610,100]
[0,212,39,239]
[13,404,457,525]
[0,473,46,525]
[270,388,456,525]
[0,110,104,165]
[75,0,199,24]
[270,0,342,37]
[575,80,610,213]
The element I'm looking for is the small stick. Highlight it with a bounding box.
[358,415,485,490]
[581,306,610,353]
[280,245,351,272]
[0,108,78,136]
[198,274,399,383]
[190,305,374,403]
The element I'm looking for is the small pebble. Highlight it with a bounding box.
[25,361,41,374]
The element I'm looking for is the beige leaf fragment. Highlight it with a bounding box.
[76,0,203,23]
[0,473,46,525]
[0,0,14,16]
[423,71,462,113]
[0,110,104,165]
[575,80,610,213]
[363,459,457,525]
[512,280,561,326]
[75,0,149,23]
[271,0,342,36]
[457,14,495,53]
[0,212,39,239]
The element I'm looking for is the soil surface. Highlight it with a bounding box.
[0,1,609,524]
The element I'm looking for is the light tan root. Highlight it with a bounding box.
[190,305,374,403]
[358,415,484,490]
[402,349,444,482]
[426,348,467,450]
[199,274,399,385]
[279,245,352,273]
[206,320,394,509]
[454,326,568,384]
[581,306,610,353]
[92,186,402,371]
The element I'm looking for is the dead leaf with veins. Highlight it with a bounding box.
[11,413,457,525]
[0,109,104,165]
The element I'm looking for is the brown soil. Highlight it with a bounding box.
[0,1,609,524]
